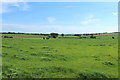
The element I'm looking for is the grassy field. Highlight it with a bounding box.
[2,34,118,78]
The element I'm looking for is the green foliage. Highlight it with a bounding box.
[50,33,59,38]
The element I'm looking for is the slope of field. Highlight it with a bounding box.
[2,35,118,78]
[1,34,45,37]
[1,33,118,38]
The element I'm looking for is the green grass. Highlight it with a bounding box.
[2,35,118,78]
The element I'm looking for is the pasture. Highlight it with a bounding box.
[2,34,118,78]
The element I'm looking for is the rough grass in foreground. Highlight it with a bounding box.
[2,35,118,78]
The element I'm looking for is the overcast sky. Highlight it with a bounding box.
[1,2,118,34]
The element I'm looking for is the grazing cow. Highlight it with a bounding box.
[112,37,114,39]
[9,36,13,38]
[3,36,7,38]
[93,36,96,39]
[43,37,50,39]
[90,36,96,39]
[3,36,8,38]
[3,36,13,38]
[46,37,49,39]
[43,37,45,39]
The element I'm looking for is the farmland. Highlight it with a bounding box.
[1,34,118,78]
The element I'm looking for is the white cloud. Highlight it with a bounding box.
[112,12,117,16]
[0,2,29,14]
[81,15,99,25]
[14,2,29,11]
[47,17,56,23]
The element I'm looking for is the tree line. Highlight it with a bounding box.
[0,32,118,39]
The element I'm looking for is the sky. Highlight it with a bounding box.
[1,2,118,34]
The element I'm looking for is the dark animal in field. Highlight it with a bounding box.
[112,37,114,39]
[9,36,13,38]
[3,36,7,38]
[93,36,96,39]
[3,36,13,38]
[90,36,96,39]
[43,37,50,39]
[43,37,45,39]
[46,37,49,39]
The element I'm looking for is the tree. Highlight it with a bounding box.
[50,33,59,38]
[74,34,80,36]
[61,33,64,37]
